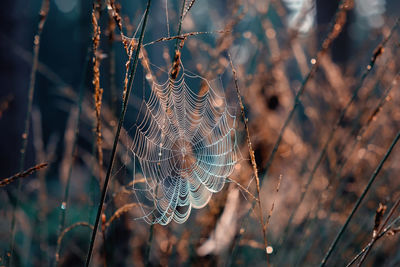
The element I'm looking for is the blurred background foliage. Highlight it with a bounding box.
[1,0,400,266]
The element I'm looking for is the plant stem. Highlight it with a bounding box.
[0,163,48,187]
[53,42,92,267]
[8,0,49,265]
[278,18,399,248]
[84,1,152,266]
[229,55,269,263]
[175,0,187,51]
[320,129,400,266]
[229,1,352,264]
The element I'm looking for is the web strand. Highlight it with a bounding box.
[130,66,238,225]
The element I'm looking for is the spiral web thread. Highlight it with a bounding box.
[129,66,238,225]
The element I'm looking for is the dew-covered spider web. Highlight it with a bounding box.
[127,64,239,225]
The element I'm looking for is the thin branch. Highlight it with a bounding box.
[92,0,104,184]
[226,177,259,202]
[320,129,400,266]
[9,0,50,264]
[175,0,187,52]
[346,214,400,267]
[55,222,94,264]
[54,37,93,267]
[229,1,353,264]
[0,163,48,187]
[229,55,269,262]
[280,18,400,247]
[143,30,228,47]
[288,70,400,266]
[84,1,152,265]
[104,203,139,229]
[261,0,353,181]
[357,196,400,265]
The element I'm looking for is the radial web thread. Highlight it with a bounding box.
[130,67,238,225]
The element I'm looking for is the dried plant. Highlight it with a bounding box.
[2,0,400,266]
[0,163,48,187]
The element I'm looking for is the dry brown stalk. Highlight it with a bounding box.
[143,30,228,47]
[55,222,94,263]
[0,163,48,187]
[229,55,269,262]
[107,0,123,34]
[107,0,134,54]
[10,0,50,262]
[92,0,104,184]
[373,203,387,238]
[357,196,400,265]
[346,196,400,266]
[170,38,186,80]
[227,178,259,202]
[105,203,139,229]
[122,42,135,102]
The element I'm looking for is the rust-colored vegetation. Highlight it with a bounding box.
[1,0,400,266]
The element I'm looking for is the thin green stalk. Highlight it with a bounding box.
[278,19,399,248]
[320,130,400,266]
[84,1,152,266]
[8,1,49,265]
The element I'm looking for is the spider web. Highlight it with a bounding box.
[129,65,238,225]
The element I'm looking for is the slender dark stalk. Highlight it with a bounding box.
[357,196,400,265]
[84,1,152,266]
[8,0,49,265]
[279,18,399,247]
[229,55,269,263]
[175,0,187,51]
[54,2,101,265]
[261,0,351,178]
[0,163,48,187]
[320,130,400,266]
[229,1,352,264]
[53,43,93,267]
[55,222,94,264]
[289,70,400,266]
[144,1,186,262]
[346,215,400,267]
